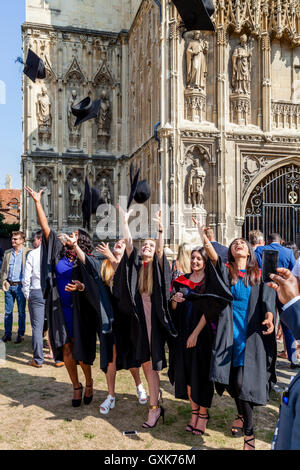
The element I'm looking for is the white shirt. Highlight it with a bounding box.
[22,246,42,299]
[292,258,300,280]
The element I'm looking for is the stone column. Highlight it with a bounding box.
[261,3,271,133]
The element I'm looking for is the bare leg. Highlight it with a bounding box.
[186,385,199,430]
[79,362,93,397]
[130,367,142,387]
[104,344,117,397]
[62,341,81,400]
[142,360,161,426]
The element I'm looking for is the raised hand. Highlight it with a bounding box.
[268,268,299,305]
[24,186,43,204]
[153,209,163,232]
[117,204,133,224]
[96,242,111,257]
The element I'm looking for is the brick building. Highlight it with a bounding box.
[0,189,21,224]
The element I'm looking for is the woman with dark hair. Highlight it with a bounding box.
[25,186,102,407]
[193,220,276,450]
[169,246,214,435]
[113,205,177,428]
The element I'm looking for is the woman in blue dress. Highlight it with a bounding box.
[25,186,102,407]
[193,220,277,450]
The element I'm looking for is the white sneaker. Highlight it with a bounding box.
[99,395,115,415]
[137,384,148,405]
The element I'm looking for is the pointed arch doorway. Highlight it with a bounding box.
[243,164,300,247]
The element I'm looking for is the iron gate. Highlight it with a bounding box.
[243,165,300,247]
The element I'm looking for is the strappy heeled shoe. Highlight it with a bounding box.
[99,395,116,415]
[84,379,93,405]
[192,411,210,436]
[72,383,83,407]
[231,415,244,437]
[186,407,200,433]
[244,436,255,450]
[142,405,165,429]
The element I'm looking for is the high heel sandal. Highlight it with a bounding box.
[159,389,163,404]
[83,379,93,405]
[192,411,210,436]
[186,407,200,433]
[231,415,244,437]
[244,436,255,450]
[142,405,165,429]
[72,383,83,407]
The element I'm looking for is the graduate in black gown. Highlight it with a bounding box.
[113,205,177,428]
[84,239,148,414]
[169,246,214,435]
[193,220,277,451]
[25,186,102,407]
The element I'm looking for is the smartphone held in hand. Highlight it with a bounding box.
[262,250,279,283]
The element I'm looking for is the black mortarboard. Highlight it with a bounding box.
[184,290,232,313]
[127,164,151,210]
[23,49,46,83]
[172,0,215,32]
[71,97,101,126]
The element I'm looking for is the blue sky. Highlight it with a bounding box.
[0,1,25,189]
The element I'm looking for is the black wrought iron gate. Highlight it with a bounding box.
[243,165,300,247]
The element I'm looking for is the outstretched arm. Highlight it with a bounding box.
[192,217,218,266]
[117,204,133,257]
[24,187,50,243]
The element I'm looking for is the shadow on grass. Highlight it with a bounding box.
[0,330,279,450]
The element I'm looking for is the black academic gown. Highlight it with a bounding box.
[112,247,177,371]
[208,258,277,406]
[84,255,141,372]
[40,230,101,364]
[168,274,214,408]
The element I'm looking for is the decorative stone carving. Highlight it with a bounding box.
[99,177,112,205]
[184,90,206,123]
[97,89,112,152]
[272,101,300,129]
[186,32,208,91]
[68,177,82,219]
[187,158,206,207]
[67,89,82,150]
[232,35,252,95]
[230,35,253,126]
[36,87,52,149]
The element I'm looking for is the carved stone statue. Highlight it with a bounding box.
[67,89,81,149]
[69,178,82,218]
[99,177,111,205]
[36,86,52,148]
[186,32,208,91]
[39,176,51,218]
[97,89,112,151]
[187,159,206,207]
[232,35,252,95]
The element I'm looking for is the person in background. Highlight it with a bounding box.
[268,268,300,450]
[203,226,228,263]
[0,231,31,343]
[171,243,191,281]
[255,233,299,368]
[249,230,265,253]
[284,242,299,261]
[22,230,64,368]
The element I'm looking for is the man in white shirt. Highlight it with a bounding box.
[22,231,45,367]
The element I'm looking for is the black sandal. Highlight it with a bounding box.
[186,407,199,433]
[244,436,255,450]
[231,415,244,437]
[192,411,210,436]
[83,379,93,405]
[72,383,83,407]
[142,405,165,429]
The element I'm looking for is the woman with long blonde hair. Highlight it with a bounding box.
[113,205,177,428]
[96,240,147,414]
